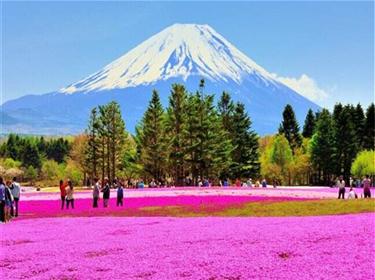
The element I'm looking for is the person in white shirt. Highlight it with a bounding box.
[347,187,357,199]
[10,177,21,217]
[337,175,346,199]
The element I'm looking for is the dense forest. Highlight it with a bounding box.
[0,80,374,187]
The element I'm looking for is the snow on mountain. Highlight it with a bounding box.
[60,23,277,94]
[2,23,320,135]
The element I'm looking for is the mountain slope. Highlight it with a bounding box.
[1,23,320,135]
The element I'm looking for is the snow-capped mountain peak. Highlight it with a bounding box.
[61,23,276,94]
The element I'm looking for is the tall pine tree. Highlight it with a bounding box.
[363,103,375,150]
[137,90,166,181]
[85,108,100,179]
[352,104,365,150]
[278,104,302,152]
[310,109,335,185]
[230,102,259,179]
[332,104,358,182]
[165,84,189,186]
[302,109,315,138]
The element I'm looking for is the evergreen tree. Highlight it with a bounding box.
[6,134,19,160]
[107,101,127,182]
[352,104,365,150]
[137,90,166,181]
[197,93,232,180]
[363,103,375,150]
[278,104,302,152]
[310,109,335,185]
[20,140,41,169]
[333,104,358,182]
[37,136,47,155]
[46,138,70,163]
[230,102,259,179]
[217,91,235,133]
[302,109,316,138]
[185,92,201,184]
[165,84,189,185]
[85,108,100,179]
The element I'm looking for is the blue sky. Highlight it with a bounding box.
[2,1,374,109]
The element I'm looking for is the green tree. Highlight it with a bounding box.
[165,84,189,185]
[137,90,166,181]
[363,103,375,150]
[351,150,375,177]
[5,134,20,160]
[41,160,60,180]
[20,141,41,169]
[302,109,316,138]
[270,134,293,185]
[278,104,302,152]
[24,165,38,181]
[352,104,365,150]
[333,105,358,182]
[85,108,100,179]
[217,91,235,133]
[310,109,335,185]
[230,102,259,179]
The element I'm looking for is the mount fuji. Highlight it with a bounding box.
[1,23,320,135]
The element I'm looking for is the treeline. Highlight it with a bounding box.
[85,81,259,185]
[0,135,73,184]
[0,135,71,169]
[0,81,373,186]
[261,102,374,186]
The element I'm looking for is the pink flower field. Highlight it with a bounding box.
[17,195,306,220]
[1,188,374,279]
[1,214,374,280]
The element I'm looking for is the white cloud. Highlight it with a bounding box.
[272,73,329,102]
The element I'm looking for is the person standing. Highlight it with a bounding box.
[93,178,100,208]
[362,175,372,198]
[337,175,346,199]
[59,180,66,210]
[10,177,20,217]
[261,178,267,188]
[65,180,74,209]
[0,178,6,223]
[116,183,124,206]
[4,181,14,222]
[102,178,110,208]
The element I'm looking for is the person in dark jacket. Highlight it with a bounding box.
[93,178,100,208]
[117,183,124,206]
[102,178,110,208]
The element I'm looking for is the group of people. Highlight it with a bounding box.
[59,177,125,210]
[336,175,372,199]
[92,178,125,208]
[0,177,21,223]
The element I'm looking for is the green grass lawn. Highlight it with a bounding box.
[139,199,375,217]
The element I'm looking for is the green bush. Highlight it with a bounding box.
[351,150,375,177]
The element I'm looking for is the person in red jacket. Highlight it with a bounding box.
[59,179,66,210]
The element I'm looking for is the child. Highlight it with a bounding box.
[347,187,357,199]
[117,183,124,206]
